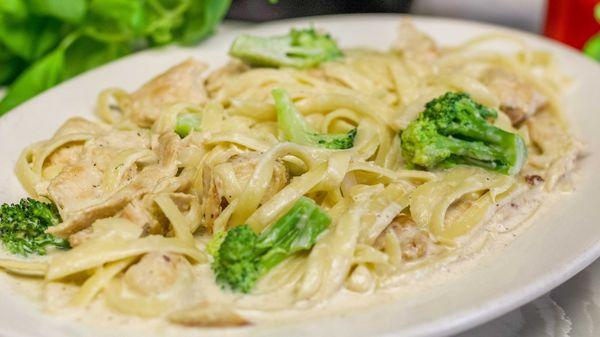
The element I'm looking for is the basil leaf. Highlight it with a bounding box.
[0,46,25,85]
[0,15,64,61]
[89,0,145,31]
[63,36,130,78]
[176,0,231,45]
[29,19,65,60]
[27,0,87,23]
[0,0,28,19]
[84,15,136,43]
[144,0,192,46]
[0,46,66,114]
[0,0,232,114]
[88,0,148,40]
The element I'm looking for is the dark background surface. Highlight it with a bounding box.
[227,0,413,21]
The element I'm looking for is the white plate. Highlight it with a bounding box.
[0,14,599,337]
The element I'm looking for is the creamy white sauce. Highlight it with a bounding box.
[0,181,573,333]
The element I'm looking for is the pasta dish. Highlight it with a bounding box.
[0,21,580,327]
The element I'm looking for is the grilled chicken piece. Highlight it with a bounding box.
[123,252,191,296]
[129,59,208,127]
[375,214,434,261]
[45,126,148,172]
[119,199,158,232]
[46,129,151,215]
[141,192,201,236]
[393,20,438,63]
[45,144,84,170]
[482,68,547,125]
[70,193,199,247]
[48,133,180,238]
[154,132,180,167]
[47,164,105,214]
[526,110,581,189]
[50,166,176,237]
[201,153,289,232]
[168,302,249,327]
[205,60,249,98]
[42,118,109,180]
[81,130,151,165]
[67,227,94,247]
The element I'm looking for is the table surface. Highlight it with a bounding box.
[456,259,600,337]
[0,19,598,337]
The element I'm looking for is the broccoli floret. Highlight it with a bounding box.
[213,225,260,293]
[401,92,527,175]
[205,230,226,257]
[174,113,201,138]
[211,197,331,293]
[229,27,343,69]
[272,88,357,149]
[0,198,70,256]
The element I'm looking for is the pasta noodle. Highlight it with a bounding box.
[70,257,136,306]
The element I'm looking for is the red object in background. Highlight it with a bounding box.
[544,0,600,49]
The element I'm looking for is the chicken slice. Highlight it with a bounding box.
[119,199,158,233]
[48,133,180,238]
[123,252,192,296]
[205,60,249,98]
[67,227,94,247]
[168,302,249,327]
[46,129,151,216]
[41,118,109,181]
[482,68,547,125]
[81,129,151,169]
[45,144,84,170]
[129,59,208,127]
[47,163,105,214]
[375,214,437,261]
[393,20,438,64]
[50,166,176,237]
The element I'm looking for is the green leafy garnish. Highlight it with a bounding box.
[0,0,231,115]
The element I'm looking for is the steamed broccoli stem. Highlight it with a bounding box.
[214,225,259,293]
[402,124,499,168]
[229,28,343,69]
[212,197,331,293]
[257,198,330,271]
[0,198,69,256]
[229,35,299,68]
[439,117,526,173]
[174,113,201,138]
[401,92,527,175]
[272,88,356,149]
